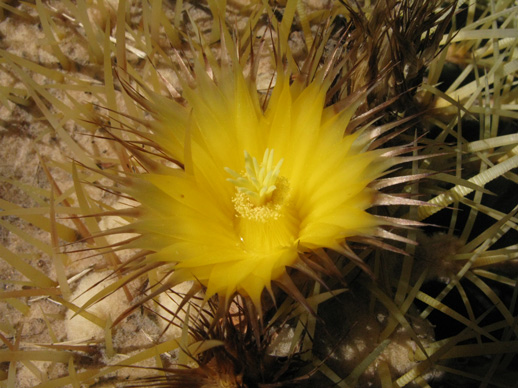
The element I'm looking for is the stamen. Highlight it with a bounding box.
[225,149,284,207]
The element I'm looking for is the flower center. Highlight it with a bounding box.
[225,149,289,222]
[226,149,297,253]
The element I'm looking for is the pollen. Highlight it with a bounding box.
[226,149,290,222]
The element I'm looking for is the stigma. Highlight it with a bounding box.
[226,149,290,222]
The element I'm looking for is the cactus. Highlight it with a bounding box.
[1,1,518,387]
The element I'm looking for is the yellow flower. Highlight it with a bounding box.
[114,66,389,309]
